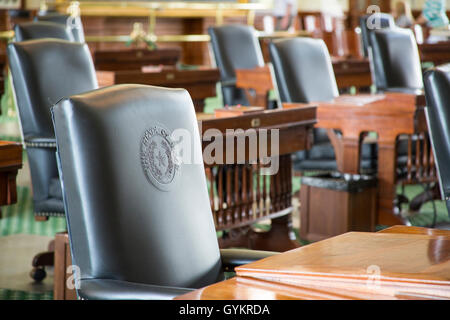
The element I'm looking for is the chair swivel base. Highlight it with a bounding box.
[30,240,55,282]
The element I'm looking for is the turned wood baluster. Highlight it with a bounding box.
[407,136,413,182]
[262,165,268,216]
[208,167,217,226]
[255,163,261,218]
[270,174,276,212]
[285,155,293,208]
[275,162,282,212]
[283,155,290,209]
[248,164,254,220]
[423,133,429,180]
[241,164,247,223]
[218,166,224,228]
[226,166,233,226]
[430,144,436,178]
[233,165,238,224]
[415,134,422,181]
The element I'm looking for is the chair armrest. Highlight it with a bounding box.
[24,137,56,149]
[78,279,193,300]
[220,248,278,271]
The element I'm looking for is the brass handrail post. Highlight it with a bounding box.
[148,8,156,37]
[215,5,223,26]
[247,9,255,26]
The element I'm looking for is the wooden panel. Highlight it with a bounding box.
[54,232,77,300]
[111,67,220,112]
[93,48,181,71]
[300,184,376,242]
[419,42,450,66]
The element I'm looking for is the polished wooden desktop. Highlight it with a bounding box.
[176,226,450,300]
[0,141,22,218]
[284,93,428,226]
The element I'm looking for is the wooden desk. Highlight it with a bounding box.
[419,41,450,66]
[235,66,274,109]
[92,48,180,71]
[284,93,427,225]
[199,106,316,251]
[96,67,220,112]
[177,227,450,300]
[332,57,372,92]
[234,59,373,110]
[0,141,22,218]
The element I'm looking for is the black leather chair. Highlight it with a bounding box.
[36,13,85,43]
[424,64,450,223]
[51,84,276,300]
[8,39,98,280]
[369,27,440,213]
[369,28,423,93]
[269,37,377,172]
[359,13,395,58]
[14,21,75,42]
[208,24,268,107]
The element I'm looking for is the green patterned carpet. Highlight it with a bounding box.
[0,288,53,300]
[0,187,66,237]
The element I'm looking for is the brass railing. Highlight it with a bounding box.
[0,30,310,43]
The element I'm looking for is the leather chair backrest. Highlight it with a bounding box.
[36,13,85,42]
[14,21,75,42]
[423,64,450,214]
[8,39,98,211]
[208,24,265,106]
[370,28,423,91]
[269,37,339,103]
[359,13,395,57]
[8,39,98,140]
[52,84,222,289]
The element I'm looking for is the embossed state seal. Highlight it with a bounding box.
[140,125,180,191]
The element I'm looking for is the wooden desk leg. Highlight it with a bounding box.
[377,141,404,225]
[249,213,300,252]
[54,232,77,300]
[327,129,362,174]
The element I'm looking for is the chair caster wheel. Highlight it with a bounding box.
[30,267,46,282]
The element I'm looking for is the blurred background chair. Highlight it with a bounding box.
[14,21,75,42]
[370,28,423,94]
[208,24,277,108]
[370,27,439,214]
[269,37,377,173]
[359,13,395,58]
[52,84,276,300]
[36,12,85,43]
[8,39,98,280]
[423,64,450,229]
